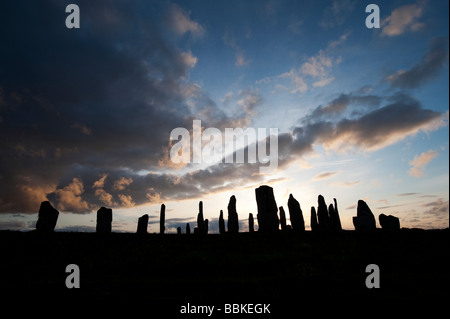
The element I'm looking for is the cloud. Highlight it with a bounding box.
[301,50,333,78]
[312,171,340,181]
[278,69,308,94]
[319,0,356,29]
[313,77,335,88]
[114,177,133,191]
[53,178,90,213]
[166,4,205,37]
[381,2,426,37]
[0,1,254,214]
[409,149,439,177]
[223,29,251,67]
[423,198,449,216]
[309,93,382,119]
[386,37,449,89]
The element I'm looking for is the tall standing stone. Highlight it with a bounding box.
[227,195,239,233]
[186,223,191,235]
[137,214,149,234]
[96,207,113,233]
[310,207,318,232]
[317,195,331,231]
[219,210,225,234]
[353,200,376,231]
[331,198,342,231]
[36,201,59,232]
[255,185,279,232]
[328,204,342,232]
[160,204,166,234]
[287,194,305,232]
[249,213,255,232]
[279,206,288,231]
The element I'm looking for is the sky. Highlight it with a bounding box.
[0,0,448,233]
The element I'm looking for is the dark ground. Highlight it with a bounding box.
[0,229,448,315]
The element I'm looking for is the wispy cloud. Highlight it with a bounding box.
[409,149,439,177]
[166,4,205,37]
[386,37,449,89]
[381,2,426,37]
[312,171,340,181]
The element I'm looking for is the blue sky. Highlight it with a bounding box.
[0,0,448,232]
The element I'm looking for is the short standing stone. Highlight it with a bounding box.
[279,206,288,231]
[379,214,400,230]
[249,213,255,232]
[36,201,59,232]
[219,210,225,234]
[96,207,113,233]
[136,214,149,234]
[353,200,376,231]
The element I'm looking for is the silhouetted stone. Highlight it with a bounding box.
[227,195,239,233]
[249,213,254,232]
[379,214,400,230]
[287,194,305,232]
[255,185,279,232]
[36,201,59,232]
[96,207,112,233]
[186,223,191,235]
[279,206,288,231]
[310,207,318,232]
[160,204,165,234]
[204,219,209,235]
[219,210,225,234]
[317,195,331,231]
[136,214,149,234]
[332,198,342,231]
[177,227,182,234]
[197,201,207,235]
[353,200,376,231]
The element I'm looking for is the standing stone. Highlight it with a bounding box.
[317,195,331,231]
[310,207,318,232]
[137,214,149,234]
[331,198,342,231]
[249,213,255,232]
[255,185,279,232]
[197,201,207,235]
[227,195,239,233]
[279,207,288,231]
[96,207,113,233]
[287,194,305,232]
[160,204,166,234]
[353,200,376,231]
[379,214,400,230]
[219,210,225,234]
[204,219,209,235]
[36,201,59,232]
[186,223,191,235]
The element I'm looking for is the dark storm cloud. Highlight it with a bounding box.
[310,93,382,119]
[386,37,449,89]
[0,1,255,213]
